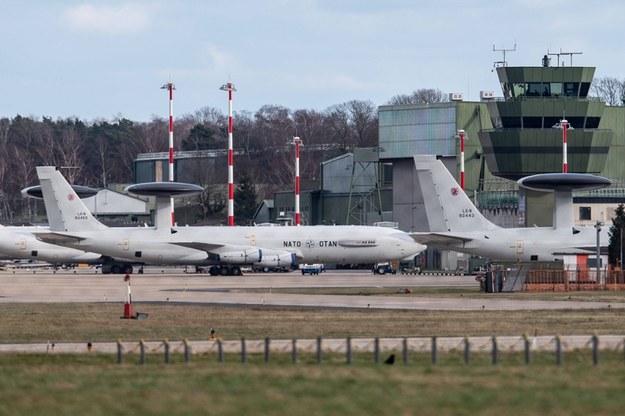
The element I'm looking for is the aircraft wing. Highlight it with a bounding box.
[33,231,86,245]
[410,232,473,247]
[169,242,225,253]
[170,241,298,264]
[552,246,608,255]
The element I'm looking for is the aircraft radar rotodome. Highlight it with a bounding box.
[21,185,99,200]
[517,173,612,192]
[124,182,204,198]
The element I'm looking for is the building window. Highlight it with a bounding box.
[579,206,591,221]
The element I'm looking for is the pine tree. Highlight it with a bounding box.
[608,204,625,267]
[234,171,258,225]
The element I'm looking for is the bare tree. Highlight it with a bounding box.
[192,106,226,126]
[387,88,448,105]
[135,117,168,154]
[325,100,378,151]
[325,104,351,152]
[590,77,625,106]
[0,118,10,144]
[58,125,85,183]
[292,109,327,178]
[94,136,111,188]
[344,100,378,148]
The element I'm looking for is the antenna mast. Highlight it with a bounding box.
[492,42,516,68]
[547,48,583,66]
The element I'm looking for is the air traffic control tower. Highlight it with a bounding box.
[478,55,612,180]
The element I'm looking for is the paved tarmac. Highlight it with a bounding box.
[1,267,623,311]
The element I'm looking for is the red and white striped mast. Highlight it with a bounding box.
[292,137,303,225]
[553,118,572,173]
[457,129,466,190]
[561,118,569,173]
[161,81,176,225]
[220,82,236,226]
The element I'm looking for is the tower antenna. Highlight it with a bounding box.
[547,48,583,66]
[492,42,516,68]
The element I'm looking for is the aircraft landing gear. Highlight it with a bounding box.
[209,265,242,276]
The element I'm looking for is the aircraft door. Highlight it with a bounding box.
[122,239,130,251]
[516,240,524,254]
[247,235,257,246]
[18,238,27,251]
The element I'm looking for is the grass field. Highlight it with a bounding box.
[2,296,625,415]
[2,352,625,415]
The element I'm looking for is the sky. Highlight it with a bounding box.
[2,0,625,122]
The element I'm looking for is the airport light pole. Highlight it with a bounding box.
[457,130,467,190]
[595,220,603,284]
[292,137,303,225]
[161,81,176,225]
[552,119,573,173]
[220,82,236,226]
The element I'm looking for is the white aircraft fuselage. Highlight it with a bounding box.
[411,156,609,263]
[0,226,102,264]
[41,224,422,266]
[35,165,425,269]
[415,226,607,262]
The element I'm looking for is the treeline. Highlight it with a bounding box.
[3,79,617,224]
[0,100,382,223]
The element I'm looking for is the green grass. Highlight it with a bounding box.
[2,301,625,415]
[1,353,625,416]
[2,303,625,343]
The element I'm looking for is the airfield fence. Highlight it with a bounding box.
[524,267,625,291]
[2,334,624,366]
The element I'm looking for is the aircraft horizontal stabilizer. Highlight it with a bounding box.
[410,232,473,247]
[33,231,86,245]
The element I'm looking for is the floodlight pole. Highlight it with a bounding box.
[596,221,603,284]
[292,137,303,225]
[457,130,466,190]
[220,82,236,226]
[161,81,176,225]
[553,119,572,173]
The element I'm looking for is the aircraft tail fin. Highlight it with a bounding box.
[414,156,499,233]
[37,167,108,232]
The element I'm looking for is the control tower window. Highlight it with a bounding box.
[527,83,543,97]
[512,83,527,97]
[564,82,579,97]
[522,117,543,128]
[568,117,585,128]
[549,82,563,97]
[579,82,591,98]
[544,116,561,127]
[586,117,600,128]
[501,116,521,128]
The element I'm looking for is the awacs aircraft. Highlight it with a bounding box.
[0,224,103,267]
[6,185,138,273]
[0,185,104,269]
[35,166,426,275]
[410,156,610,262]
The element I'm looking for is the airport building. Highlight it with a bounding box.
[380,54,625,269]
[131,54,625,270]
